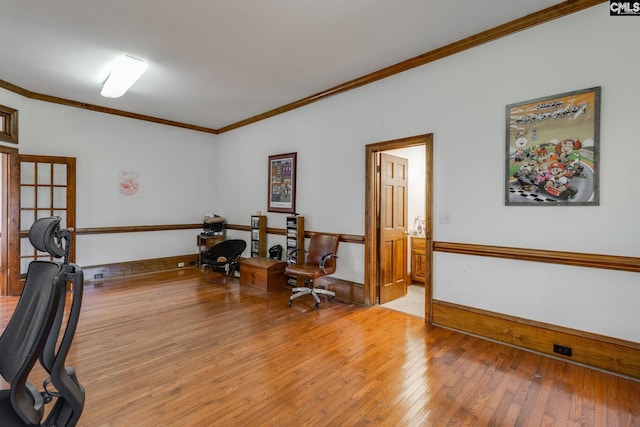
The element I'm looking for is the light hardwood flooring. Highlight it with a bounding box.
[1,268,638,426]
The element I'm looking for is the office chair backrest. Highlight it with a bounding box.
[0,260,66,425]
[306,233,340,274]
[28,216,68,259]
[203,239,247,261]
[29,217,85,427]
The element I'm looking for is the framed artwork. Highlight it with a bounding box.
[268,152,297,213]
[119,170,140,197]
[505,86,600,206]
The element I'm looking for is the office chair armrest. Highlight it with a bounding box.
[319,253,338,274]
[25,381,45,414]
[287,248,306,264]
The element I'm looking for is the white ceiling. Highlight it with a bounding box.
[1,0,564,131]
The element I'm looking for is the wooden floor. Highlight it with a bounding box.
[1,269,639,426]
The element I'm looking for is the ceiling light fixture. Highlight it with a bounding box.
[100,54,148,98]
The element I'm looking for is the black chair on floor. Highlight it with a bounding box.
[285,233,340,309]
[32,217,85,427]
[0,216,85,426]
[201,239,247,284]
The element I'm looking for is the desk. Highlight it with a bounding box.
[239,257,288,291]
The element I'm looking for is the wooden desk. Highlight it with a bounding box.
[239,257,288,292]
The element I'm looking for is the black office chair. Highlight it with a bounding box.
[0,216,85,426]
[31,217,85,427]
[201,239,247,284]
[285,233,340,309]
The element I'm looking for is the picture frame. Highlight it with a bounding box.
[268,152,297,213]
[505,86,600,206]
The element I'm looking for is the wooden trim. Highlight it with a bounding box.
[424,140,434,322]
[316,276,364,305]
[1,1,604,134]
[0,79,218,135]
[0,145,18,154]
[0,154,8,295]
[76,223,203,235]
[83,254,199,282]
[434,241,640,273]
[81,254,366,305]
[38,222,640,274]
[7,152,20,295]
[71,222,365,244]
[216,0,605,133]
[432,300,640,379]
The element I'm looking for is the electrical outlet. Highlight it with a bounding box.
[93,273,104,279]
[553,344,572,357]
[177,262,185,267]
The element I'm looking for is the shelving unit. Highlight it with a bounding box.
[285,215,304,286]
[250,215,267,257]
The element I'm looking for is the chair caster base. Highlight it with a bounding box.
[314,303,320,309]
[288,300,293,307]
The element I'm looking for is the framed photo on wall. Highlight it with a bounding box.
[505,86,600,206]
[268,152,297,213]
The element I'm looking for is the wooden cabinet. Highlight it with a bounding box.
[250,215,267,257]
[410,237,427,284]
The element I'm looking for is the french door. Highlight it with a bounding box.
[4,153,76,295]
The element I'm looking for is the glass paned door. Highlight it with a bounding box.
[17,155,76,275]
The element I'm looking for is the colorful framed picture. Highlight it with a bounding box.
[506,87,600,206]
[268,152,297,213]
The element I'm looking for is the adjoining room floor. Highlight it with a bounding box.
[380,284,425,318]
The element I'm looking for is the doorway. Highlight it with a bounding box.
[365,134,433,322]
[0,151,76,296]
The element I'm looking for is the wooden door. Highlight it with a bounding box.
[6,154,76,295]
[378,153,408,304]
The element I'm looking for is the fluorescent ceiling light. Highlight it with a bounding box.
[100,55,148,98]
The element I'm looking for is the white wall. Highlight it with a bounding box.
[1,4,638,342]
[216,4,640,341]
[0,88,218,265]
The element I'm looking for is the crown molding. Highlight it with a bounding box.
[0,0,605,135]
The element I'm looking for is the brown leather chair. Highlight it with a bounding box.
[285,233,340,309]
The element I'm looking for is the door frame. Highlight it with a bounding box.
[365,133,434,322]
[0,146,18,296]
